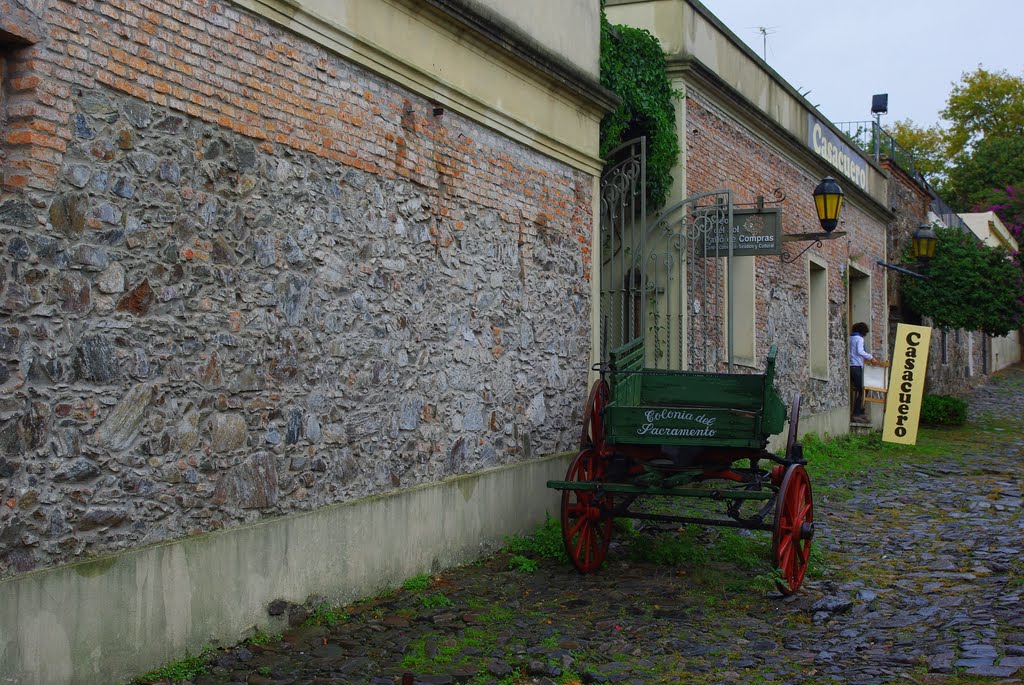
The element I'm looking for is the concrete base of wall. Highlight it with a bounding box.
[0,453,574,685]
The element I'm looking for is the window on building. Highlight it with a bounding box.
[941,329,948,365]
[727,256,756,366]
[808,259,828,379]
[847,266,871,329]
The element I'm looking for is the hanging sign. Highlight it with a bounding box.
[703,207,782,256]
[882,323,932,445]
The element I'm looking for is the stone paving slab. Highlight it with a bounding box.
[149,367,1024,685]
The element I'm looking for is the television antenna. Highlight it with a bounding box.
[754,26,777,61]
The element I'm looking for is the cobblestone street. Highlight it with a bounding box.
[168,367,1024,685]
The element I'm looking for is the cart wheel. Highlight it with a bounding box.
[785,392,802,460]
[560,448,613,573]
[579,379,610,451]
[772,464,814,595]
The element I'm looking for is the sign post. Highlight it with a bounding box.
[882,323,932,445]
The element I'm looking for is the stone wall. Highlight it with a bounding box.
[882,162,990,396]
[922,324,985,396]
[684,94,888,417]
[0,0,593,578]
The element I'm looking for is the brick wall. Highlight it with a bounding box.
[0,0,593,576]
[685,94,888,415]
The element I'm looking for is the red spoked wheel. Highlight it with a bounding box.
[785,392,802,460]
[771,464,814,595]
[560,449,613,573]
[579,379,610,451]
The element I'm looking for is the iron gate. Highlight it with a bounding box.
[599,138,736,372]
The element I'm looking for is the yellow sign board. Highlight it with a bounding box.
[882,324,932,444]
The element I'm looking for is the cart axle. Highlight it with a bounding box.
[621,510,774,532]
[546,480,774,501]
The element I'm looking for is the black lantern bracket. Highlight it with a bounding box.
[779,176,847,263]
[876,225,936,279]
[876,260,929,280]
[779,230,847,263]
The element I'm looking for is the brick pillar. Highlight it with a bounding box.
[2,0,60,193]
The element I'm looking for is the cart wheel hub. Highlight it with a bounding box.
[799,522,815,540]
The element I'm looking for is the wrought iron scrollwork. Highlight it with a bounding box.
[733,188,786,210]
[780,238,824,264]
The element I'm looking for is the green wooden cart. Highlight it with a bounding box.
[547,338,813,594]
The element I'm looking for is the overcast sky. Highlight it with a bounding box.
[699,0,1024,130]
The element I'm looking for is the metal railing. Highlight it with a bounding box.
[833,120,968,232]
[834,120,922,179]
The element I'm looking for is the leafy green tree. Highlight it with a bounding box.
[600,15,680,208]
[942,67,1024,160]
[901,226,1024,336]
[947,135,1024,210]
[885,118,948,181]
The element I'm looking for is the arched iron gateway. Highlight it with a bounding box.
[599,138,737,372]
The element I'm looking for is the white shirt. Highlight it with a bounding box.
[849,333,873,367]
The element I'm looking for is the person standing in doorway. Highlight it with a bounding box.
[849,322,873,423]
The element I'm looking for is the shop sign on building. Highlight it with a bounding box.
[703,207,782,256]
[807,114,869,191]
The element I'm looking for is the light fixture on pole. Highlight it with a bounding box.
[812,176,844,233]
[871,94,888,162]
[877,224,937,279]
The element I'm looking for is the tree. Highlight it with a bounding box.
[946,136,1024,210]
[901,226,1024,337]
[885,118,948,182]
[942,67,1024,160]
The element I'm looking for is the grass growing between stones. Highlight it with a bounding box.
[402,573,432,592]
[128,648,214,684]
[247,627,281,645]
[504,514,568,562]
[800,417,1009,497]
[400,625,497,670]
[304,603,348,627]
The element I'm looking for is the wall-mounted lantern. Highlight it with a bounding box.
[780,176,849,263]
[878,224,938,280]
[812,176,844,232]
[911,224,937,262]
